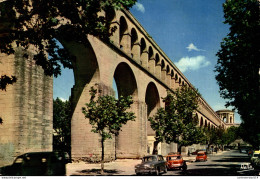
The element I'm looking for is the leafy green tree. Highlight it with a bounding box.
[203,126,225,149]
[215,0,260,148]
[53,97,72,157]
[0,0,137,90]
[222,126,239,146]
[82,86,135,174]
[149,86,205,154]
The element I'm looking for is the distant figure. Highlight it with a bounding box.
[188,151,190,156]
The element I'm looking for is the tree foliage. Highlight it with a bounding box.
[149,86,205,153]
[215,0,260,147]
[53,97,72,157]
[82,85,135,174]
[0,0,137,89]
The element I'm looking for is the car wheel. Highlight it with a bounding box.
[155,168,160,176]
[164,167,167,173]
[182,163,187,171]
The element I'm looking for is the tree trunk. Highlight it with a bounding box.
[178,144,182,154]
[101,136,104,175]
[152,141,159,155]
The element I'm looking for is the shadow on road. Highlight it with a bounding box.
[71,169,123,176]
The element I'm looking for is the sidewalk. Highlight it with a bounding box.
[66,151,227,176]
[66,159,141,176]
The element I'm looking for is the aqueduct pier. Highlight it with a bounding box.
[0,7,233,165]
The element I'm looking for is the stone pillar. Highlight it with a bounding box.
[110,21,120,47]
[131,43,141,64]
[116,100,147,159]
[141,51,149,70]
[120,33,131,56]
[155,64,161,79]
[0,48,53,167]
[161,69,166,83]
[148,58,155,75]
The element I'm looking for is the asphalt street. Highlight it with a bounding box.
[164,150,257,176]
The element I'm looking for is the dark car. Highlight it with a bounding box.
[0,151,70,176]
[135,155,167,175]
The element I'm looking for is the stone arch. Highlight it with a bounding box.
[61,40,101,161]
[145,82,160,154]
[113,62,139,158]
[200,117,203,127]
[154,53,161,78]
[106,8,116,22]
[130,28,139,60]
[140,38,148,68]
[179,77,182,85]
[119,16,129,50]
[175,74,178,82]
[113,62,138,100]
[148,47,155,74]
[161,60,165,70]
[148,46,154,59]
[166,65,170,74]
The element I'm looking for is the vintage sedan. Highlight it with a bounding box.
[166,153,187,170]
[196,151,207,162]
[135,155,167,175]
[0,152,70,176]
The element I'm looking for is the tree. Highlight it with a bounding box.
[149,86,205,154]
[222,126,239,146]
[0,0,137,90]
[82,86,135,174]
[215,0,260,148]
[53,97,72,157]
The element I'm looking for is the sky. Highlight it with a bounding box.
[53,0,241,123]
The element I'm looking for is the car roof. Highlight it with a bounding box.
[18,151,55,157]
[254,151,260,154]
[197,151,206,154]
[167,154,181,157]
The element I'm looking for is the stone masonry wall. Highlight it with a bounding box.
[0,48,53,167]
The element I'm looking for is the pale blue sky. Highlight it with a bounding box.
[53,0,241,123]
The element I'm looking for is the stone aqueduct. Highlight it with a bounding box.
[0,8,232,165]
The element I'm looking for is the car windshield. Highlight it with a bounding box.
[143,156,157,162]
[198,154,204,156]
[253,153,260,157]
[168,156,181,160]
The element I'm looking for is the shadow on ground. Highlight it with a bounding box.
[71,169,123,176]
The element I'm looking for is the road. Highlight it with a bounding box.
[164,150,257,176]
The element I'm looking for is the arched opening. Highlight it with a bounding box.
[145,82,160,154]
[113,62,139,158]
[61,39,100,161]
[130,28,138,59]
[148,46,154,59]
[166,65,170,74]
[200,117,203,127]
[140,38,148,68]
[131,28,138,49]
[106,8,116,23]
[171,70,174,78]
[161,60,165,70]
[119,16,128,50]
[175,74,178,82]
[140,38,146,55]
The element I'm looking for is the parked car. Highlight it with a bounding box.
[196,151,207,162]
[135,155,167,175]
[250,151,260,173]
[166,153,187,170]
[192,149,207,155]
[0,151,70,176]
